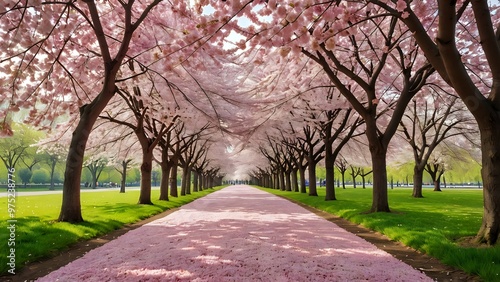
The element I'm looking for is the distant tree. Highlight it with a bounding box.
[18,168,32,188]
[399,96,476,198]
[0,124,42,171]
[116,159,133,193]
[38,143,67,190]
[360,168,373,189]
[85,158,107,189]
[21,152,43,173]
[350,166,362,189]
[335,157,348,189]
[32,169,50,184]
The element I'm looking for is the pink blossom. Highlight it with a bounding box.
[396,0,407,12]
[277,5,287,18]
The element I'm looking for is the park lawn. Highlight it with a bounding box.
[0,187,222,275]
[260,186,500,282]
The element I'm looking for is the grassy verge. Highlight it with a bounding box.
[0,187,223,275]
[260,186,500,282]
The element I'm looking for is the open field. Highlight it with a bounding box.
[260,186,500,282]
[0,187,222,275]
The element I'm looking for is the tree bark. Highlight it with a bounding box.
[193,170,199,192]
[476,126,500,245]
[325,144,336,200]
[59,116,92,222]
[308,163,318,196]
[49,158,57,191]
[279,170,285,191]
[412,165,425,198]
[181,166,188,196]
[170,155,178,197]
[120,160,128,193]
[299,166,307,193]
[159,161,171,201]
[291,168,299,192]
[186,167,191,194]
[433,180,441,192]
[341,171,346,189]
[138,149,153,205]
[198,170,203,191]
[285,170,292,191]
[370,147,390,212]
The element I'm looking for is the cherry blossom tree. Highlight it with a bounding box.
[99,85,179,204]
[0,124,42,170]
[358,0,500,245]
[1,0,247,222]
[335,156,349,189]
[205,1,437,211]
[84,157,107,189]
[38,143,67,190]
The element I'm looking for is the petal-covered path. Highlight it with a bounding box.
[37,185,431,282]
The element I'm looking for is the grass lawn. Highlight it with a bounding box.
[260,186,500,282]
[0,187,222,275]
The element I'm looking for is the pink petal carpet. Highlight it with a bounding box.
[37,185,432,282]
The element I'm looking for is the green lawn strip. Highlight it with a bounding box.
[0,187,223,275]
[259,186,500,281]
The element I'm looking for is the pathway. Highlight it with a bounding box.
[37,185,431,282]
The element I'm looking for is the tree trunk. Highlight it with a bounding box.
[412,164,425,198]
[181,166,188,196]
[91,172,98,189]
[308,163,317,196]
[120,160,127,193]
[292,168,299,192]
[208,175,213,188]
[325,146,336,200]
[49,159,56,191]
[299,166,307,193]
[159,162,171,200]
[186,167,192,194]
[59,122,91,222]
[193,170,199,192]
[279,170,285,191]
[433,180,441,191]
[474,125,500,244]
[170,157,178,197]
[58,36,124,222]
[370,147,390,212]
[285,171,292,191]
[138,149,153,205]
[198,170,203,191]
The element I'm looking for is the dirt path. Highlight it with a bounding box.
[30,185,444,281]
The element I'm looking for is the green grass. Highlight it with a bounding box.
[0,187,222,275]
[260,186,500,282]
